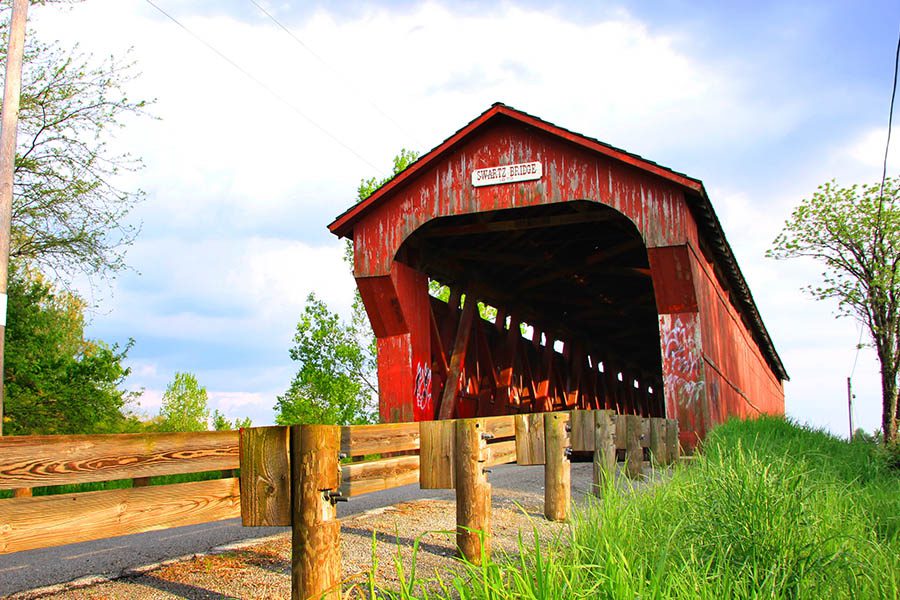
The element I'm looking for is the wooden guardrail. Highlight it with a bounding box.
[0,430,241,554]
[240,410,680,600]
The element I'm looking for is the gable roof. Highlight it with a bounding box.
[328,103,788,382]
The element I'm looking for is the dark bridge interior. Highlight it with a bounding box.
[395,201,665,419]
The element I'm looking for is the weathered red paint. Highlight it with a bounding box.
[329,104,786,444]
[359,261,432,423]
[346,117,695,279]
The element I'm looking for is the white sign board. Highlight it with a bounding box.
[471,161,542,187]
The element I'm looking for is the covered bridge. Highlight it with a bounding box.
[329,103,786,447]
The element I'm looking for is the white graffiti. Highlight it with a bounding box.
[660,314,704,409]
[414,361,432,411]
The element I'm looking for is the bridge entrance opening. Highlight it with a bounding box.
[395,201,665,420]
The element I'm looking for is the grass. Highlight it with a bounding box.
[373,417,900,599]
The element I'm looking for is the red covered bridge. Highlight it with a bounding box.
[328,103,786,447]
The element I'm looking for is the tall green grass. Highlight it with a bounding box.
[375,417,900,599]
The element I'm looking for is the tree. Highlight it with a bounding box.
[355,148,419,203]
[275,151,421,426]
[274,293,376,425]
[1,20,149,281]
[158,372,209,432]
[3,262,137,434]
[212,408,251,431]
[769,178,900,444]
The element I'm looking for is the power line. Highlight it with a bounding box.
[878,28,900,202]
[853,27,900,379]
[850,321,865,379]
[247,0,423,148]
[143,0,382,172]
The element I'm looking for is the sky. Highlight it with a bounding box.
[18,0,900,436]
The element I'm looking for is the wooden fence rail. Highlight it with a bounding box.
[240,409,680,600]
[0,430,241,554]
[0,409,681,598]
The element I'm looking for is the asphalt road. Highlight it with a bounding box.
[0,463,597,597]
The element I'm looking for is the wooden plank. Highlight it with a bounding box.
[340,455,420,497]
[240,426,291,527]
[430,302,450,376]
[485,439,517,467]
[515,413,545,465]
[641,417,651,448]
[483,415,515,440]
[495,314,521,408]
[592,410,616,496]
[438,296,477,420]
[665,419,680,464]
[423,211,616,238]
[0,431,239,489]
[569,410,595,452]
[0,478,240,554]
[535,343,554,412]
[625,415,643,479]
[614,413,626,450]
[649,418,667,466]
[339,422,420,457]
[518,239,643,292]
[419,420,455,489]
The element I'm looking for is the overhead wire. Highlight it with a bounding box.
[247,0,424,148]
[878,28,900,203]
[143,0,382,172]
[849,26,900,426]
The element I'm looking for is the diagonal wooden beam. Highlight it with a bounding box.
[473,317,499,389]
[429,301,449,376]
[438,297,477,420]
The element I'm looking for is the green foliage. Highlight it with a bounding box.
[157,372,209,432]
[279,150,421,427]
[274,293,376,425]
[371,417,900,599]
[770,178,900,443]
[3,263,137,435]
[0,22,150,280]
[356,148,420,203]
[211,408,251,431]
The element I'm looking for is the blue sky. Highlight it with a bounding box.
[24,0,900,435]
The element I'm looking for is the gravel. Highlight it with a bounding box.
[9,463,600,599]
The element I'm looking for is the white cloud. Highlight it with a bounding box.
[840,126,900,178]
[22,1,892,434]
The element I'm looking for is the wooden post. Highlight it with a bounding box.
[625,415,643,479]
[291,424,341,600]
[544,412,570,521]
[665,419,680,464]
[0,0,29,436]
[649,417,667,467]
[455,418,490,564]
[592,409,615,496]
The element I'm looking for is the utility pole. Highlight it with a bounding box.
[0,0,30,436]
[846,376,854,442]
